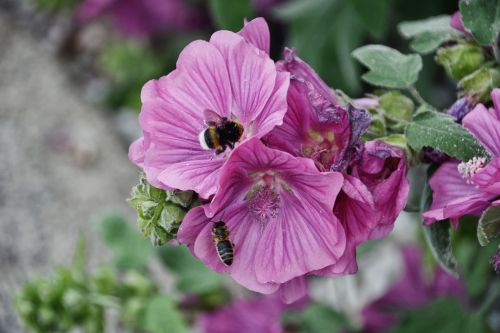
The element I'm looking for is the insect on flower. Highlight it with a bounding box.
[199,110,244,155]
[212,221,234,266]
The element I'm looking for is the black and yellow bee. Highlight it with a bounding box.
[199,110,244,154]
[211,221,234,266]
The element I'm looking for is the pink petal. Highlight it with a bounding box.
[251,71,290,138]
[312,244,358,276]
[472,157,500,194]
[278,277,308,304]
[239,17,270,54]
[129,137,146,167]
[462,104,500,156]
[157,158,224,199]
[177,206,210,248]
[170,40,232,119]
[225,39,276,126]
[423,162,487,223]
[209,30,244,60]
[254,189,345,284]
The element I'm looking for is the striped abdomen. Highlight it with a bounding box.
[216,240,234,266]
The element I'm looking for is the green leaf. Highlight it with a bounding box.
[158,245,223,294]
[423,221,458,277]
[459,0,500,45]
[477,206,500,246]
[209,0,252,31]
[420,168,457,276]
[399,15,461,55]
[405,110,489,161]
[352,45,422,89]
[284,304,350,333]
[387,298,485,333]
[98,215,154,270]
[351,0,391,39]
[140,296,187,333]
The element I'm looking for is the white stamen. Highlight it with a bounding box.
[457,157,486,183]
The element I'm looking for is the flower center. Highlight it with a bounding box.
[457,157,486,183]
[247,185,280,223]
[302,130,338,171]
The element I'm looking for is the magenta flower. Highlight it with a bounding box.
[265,50,408,275]
[129,18,290,198]
[178,138,346,302]
[77,0,202,37]
[423,89,500,226]
[361,246,465,333]
[198,295,285,333]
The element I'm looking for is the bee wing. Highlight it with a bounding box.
[203,109,224,125]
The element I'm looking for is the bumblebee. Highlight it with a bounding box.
[211,221,234,266]
[199,110,243,154]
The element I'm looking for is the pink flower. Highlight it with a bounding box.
[178,139,346,303]
[265,51,408,275]
[198,295,285,333]
[423,88,500,226]
[129,18,290,198]
[361,246,466,333]
[77,0,202,37]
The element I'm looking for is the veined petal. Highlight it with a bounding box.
[254,189,346,284]
[129,137,146,167]
[169,40,232,119]
[251,71,290,138]
[157,158,224,198]
[239,17,270,54]
[226,39,276,126]
[462,104,500,156]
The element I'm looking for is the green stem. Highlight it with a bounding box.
[408,85,428,106]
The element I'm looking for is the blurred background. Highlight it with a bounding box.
[1,0,496,332]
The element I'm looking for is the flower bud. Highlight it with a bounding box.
[379,91,414,123]
[436,43,484,80]
[128,174,199,246]
[459,66,500,103]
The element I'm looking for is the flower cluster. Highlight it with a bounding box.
[423,89,500,227]
[129,18,409,303]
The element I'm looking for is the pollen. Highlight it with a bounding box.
[457,157,486,184]
[247,185,280,223]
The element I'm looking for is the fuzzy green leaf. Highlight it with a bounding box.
[405,110,488,161]
[352,45,422,89]
[399,15,461,54]
[459,0,500,45]
[477,206,500,246]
